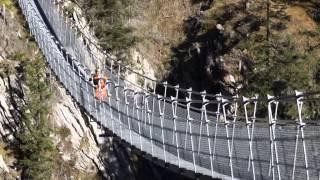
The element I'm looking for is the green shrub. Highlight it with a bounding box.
[57,126,71,141]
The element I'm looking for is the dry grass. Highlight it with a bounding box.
[131,0,197,78]
[286,6,317,34]
[285,5,320,55]
[0,0,16,12]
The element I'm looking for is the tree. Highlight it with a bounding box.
[15,54,57,179]
[81,0,137,60]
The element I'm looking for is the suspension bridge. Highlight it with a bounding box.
[17,0,320,179]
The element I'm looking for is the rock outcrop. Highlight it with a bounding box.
[0,3,105,178]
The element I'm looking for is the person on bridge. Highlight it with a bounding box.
[95,78,107,101]
[94,73,109,102]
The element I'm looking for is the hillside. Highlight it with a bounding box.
[64,0,320,98]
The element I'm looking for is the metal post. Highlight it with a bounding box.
[158,82,168,162]
[212,94,222,163]
[230,95,238,156]
[222,98,234,179]
[106,81,114,132]
[86,81,92,115]
[63,51,68,86]
[110,60,114,82]
[124,87,133,144]
[267,95,281,180]
[171,85,180,167]
[143,77,148,128]
[117,62,121,85]
[202,91,215,177]
[157,94,166,162]
[186,94,197,173]
[150,81,157,156]
[243,95,258,180]
[72,57,79,101]
[57,49,62,81]
[184,88,193,149]
[197,91,206,154]
[292,91,309,180]
[115,83,122,138]
[139,91,146,140]
[145,92,154,155]
[135,91,143,150]
[100,100,106,131]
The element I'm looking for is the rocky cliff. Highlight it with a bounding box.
[0,1,139,179]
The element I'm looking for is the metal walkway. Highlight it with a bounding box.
[18,0,320,179]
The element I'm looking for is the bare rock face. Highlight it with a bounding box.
[0,155,9,173]
[51,81,104,175]
[0,74,20,142]
[0,3,106,178]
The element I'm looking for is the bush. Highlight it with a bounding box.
[57,126,71,141]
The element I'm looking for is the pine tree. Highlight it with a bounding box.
[15,55,57,179]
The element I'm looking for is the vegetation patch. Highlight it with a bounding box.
[79,0,137,62]
[56,126,71,141]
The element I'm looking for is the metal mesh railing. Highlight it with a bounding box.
[18,0,320,179]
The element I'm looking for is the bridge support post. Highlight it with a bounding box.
[115,82,122,138]
[110,60,114,82]
[135,91,144,151]
[158,82,168,162]
[230,95,238,159]
[101,97,107,130]
[243,95,258,180]
[116,64,123,137]
[124,87,133,145]
[143,77,148,129]
[106,81,114,133]
[212,94,221,167]
[222,98,234,179]
[197,91,204,156]
[63,52,68,86]
[199,91,215,177]
[145,92,154,157]
[170,85,180,167]
[267,95,281,180]
[292,91,309,180]
[185,89,196,173]
[150,81,157,157]
[86,81,92,117]
[71,57,79,101]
